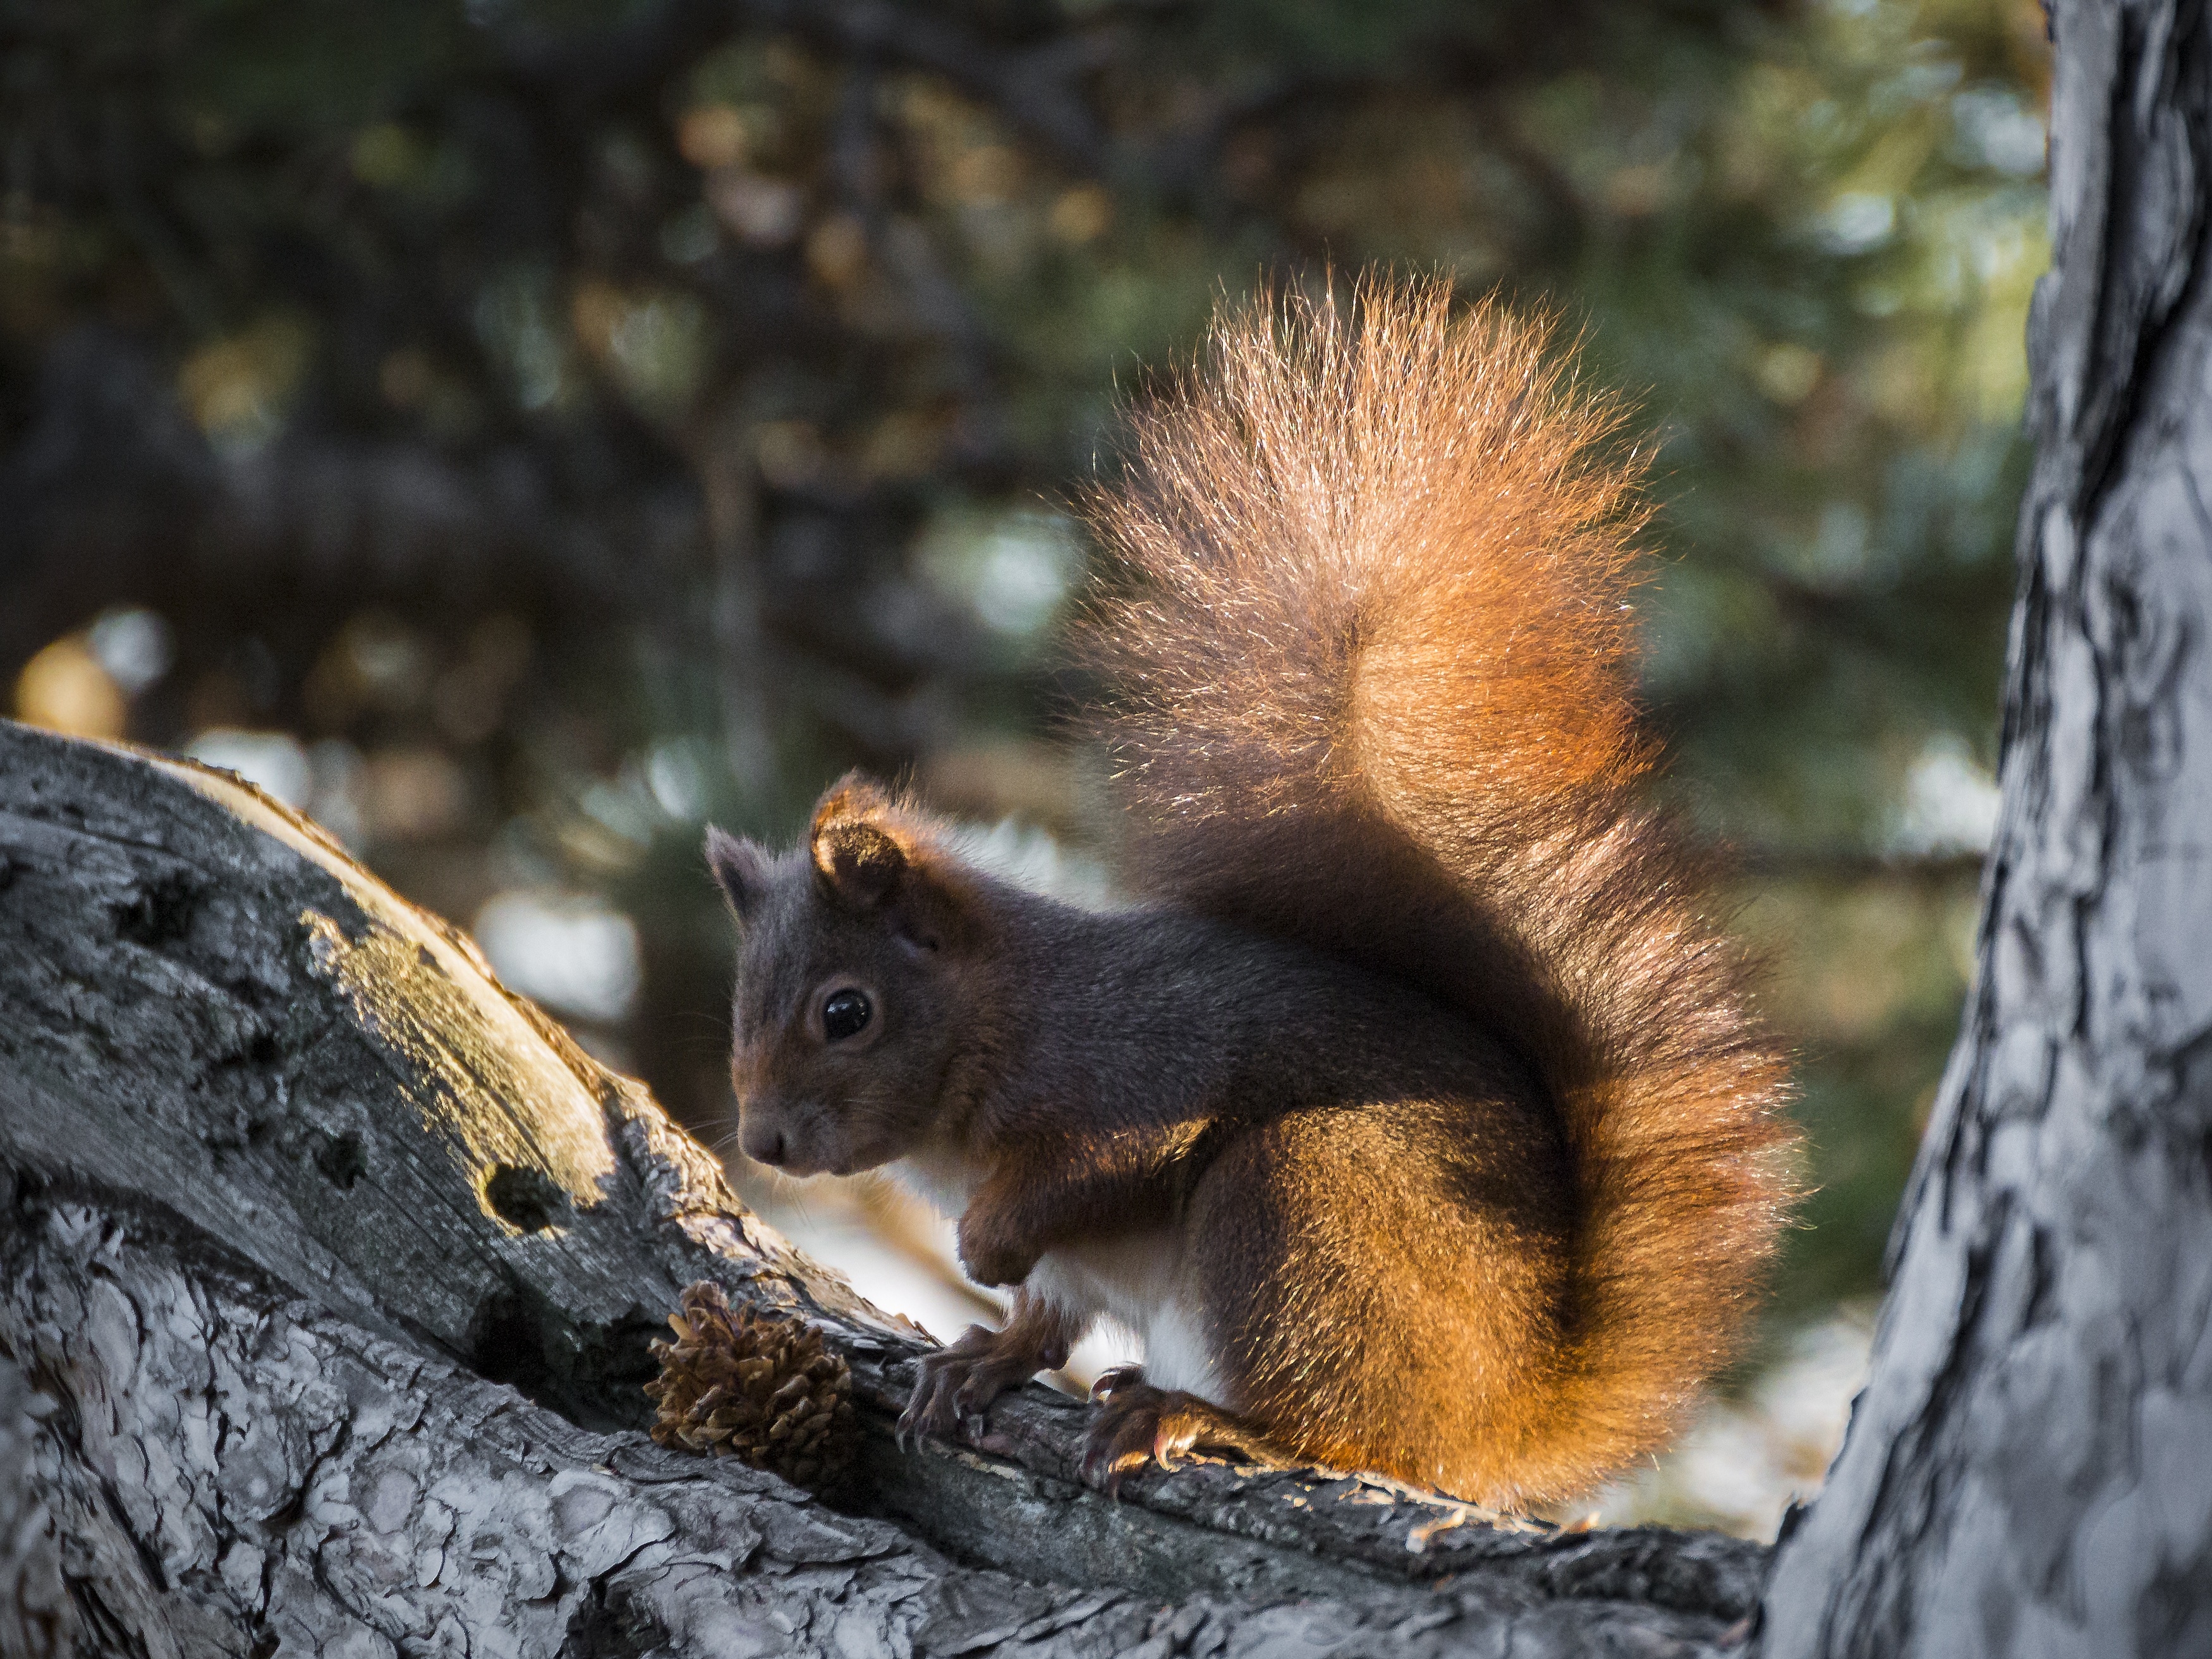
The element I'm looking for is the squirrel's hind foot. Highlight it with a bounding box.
[1079,1369,1286,1497]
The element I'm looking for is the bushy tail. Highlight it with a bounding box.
[1074,275,1798,1502]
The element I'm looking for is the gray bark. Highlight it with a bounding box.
[1761,2,2212,1654]
[0,718,1763,1657]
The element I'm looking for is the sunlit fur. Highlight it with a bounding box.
[710,276,1799,1510]
[1073,276,1799,1503]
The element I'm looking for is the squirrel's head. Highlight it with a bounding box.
[705,774,986,1179]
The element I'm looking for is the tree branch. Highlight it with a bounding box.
[0,717,1761,1655]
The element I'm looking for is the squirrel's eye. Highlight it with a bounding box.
[822,988,872,1042]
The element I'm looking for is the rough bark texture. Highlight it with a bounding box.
[1761,3,2212,1654]
[0,719,1764,1656]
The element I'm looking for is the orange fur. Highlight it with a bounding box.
[1073,276,1799,1502]
[712,275,1799,1509]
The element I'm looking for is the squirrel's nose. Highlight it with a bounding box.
[743,1122,789,1167]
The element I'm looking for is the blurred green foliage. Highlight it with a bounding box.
[3,0,2048,1386]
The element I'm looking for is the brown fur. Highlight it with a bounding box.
[707,276,1798,1509]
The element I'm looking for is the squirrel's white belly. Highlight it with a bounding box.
[1029,1232,1233,1409]
[887,1149,1231,1407]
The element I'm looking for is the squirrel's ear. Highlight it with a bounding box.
[808,774,979,949]
[705,826,773,921]
[808,777,911,912]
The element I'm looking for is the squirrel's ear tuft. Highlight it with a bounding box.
[705,826,773,921]
[806,773,978,949]
[808,777,910,911]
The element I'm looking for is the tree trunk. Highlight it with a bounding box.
[1760,2,2212,1653]
[0,719,1764,1657]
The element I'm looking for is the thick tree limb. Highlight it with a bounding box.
[0,719,1761,1655]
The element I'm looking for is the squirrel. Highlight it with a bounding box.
[703,276,1798,1510]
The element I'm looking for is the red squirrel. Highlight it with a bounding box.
[703,276,1797,1510]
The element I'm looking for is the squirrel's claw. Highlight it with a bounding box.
[899,1344,967,1448]
[1088,1364,1145,1404]
[900,1322,1052,1450]
[1078,1371,1287,1498]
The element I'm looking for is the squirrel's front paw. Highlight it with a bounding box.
[954,1214,1039,1288]
[897,1323,1048,1448]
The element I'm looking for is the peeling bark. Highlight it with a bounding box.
[0,719,1760,1656]
[1761,3,2212,1655]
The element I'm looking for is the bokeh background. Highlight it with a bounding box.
[3,0,2048,1535]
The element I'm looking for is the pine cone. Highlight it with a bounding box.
[644,1280,857,1489]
